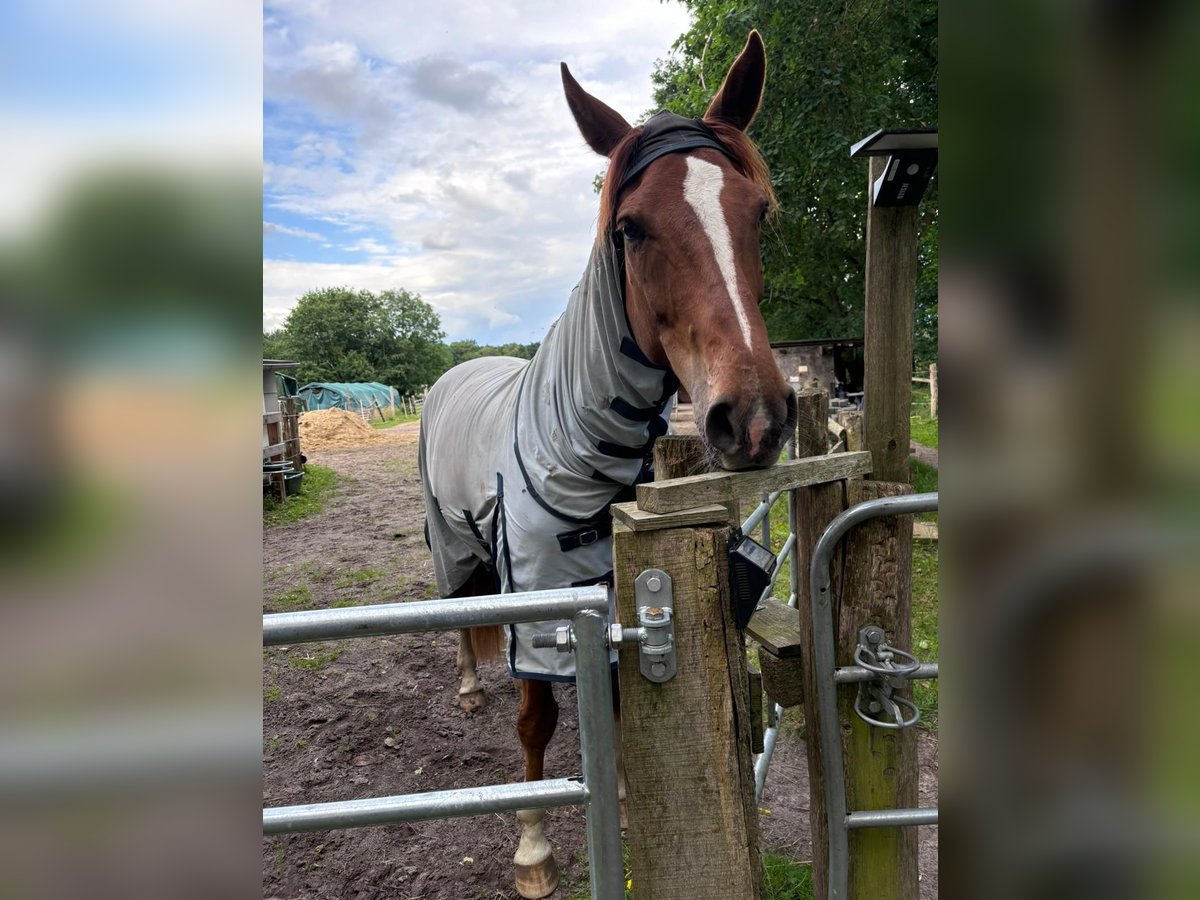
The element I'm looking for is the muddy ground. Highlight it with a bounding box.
[263,427,938,898]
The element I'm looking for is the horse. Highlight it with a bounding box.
[418,30,794,899]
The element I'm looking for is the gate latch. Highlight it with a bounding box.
[852,625,921,729]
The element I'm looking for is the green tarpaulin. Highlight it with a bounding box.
[298,382,399,412]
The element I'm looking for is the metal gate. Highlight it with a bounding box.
[261,586,624,900]
[744,487,940,900]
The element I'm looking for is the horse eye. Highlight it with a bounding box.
[619,219,645,244]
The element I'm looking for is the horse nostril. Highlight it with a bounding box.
[704,401,739,454]
[783,388,798,432]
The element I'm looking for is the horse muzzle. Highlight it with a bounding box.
[701,388,797,470]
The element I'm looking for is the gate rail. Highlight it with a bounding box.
[262,587,624,900]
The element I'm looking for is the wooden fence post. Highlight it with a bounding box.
[863,155,919,483]
[791,389,846,900]
[653,434,709,478]
[837,409,864,453]
[614,516,762,899]
[839,479,918,900]
[929,362,938,420]
[654,434,738,522]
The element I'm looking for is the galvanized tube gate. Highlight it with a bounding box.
[262,587,625,900]
[743,484,939,898]
[809,493,939,900]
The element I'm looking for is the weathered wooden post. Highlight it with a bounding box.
[862,152,919,484]
[791,389,849,900]
[611,511,763,900]
[837,408,865,453]
[612,448,872,900]
[654,433,738,522]
[929,362,938,419]
[803,129,934,900]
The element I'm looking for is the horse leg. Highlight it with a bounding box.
[449,566,499,712]
[514,678,560,899]
[456,628,486,712]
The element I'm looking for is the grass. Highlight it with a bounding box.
[269,585,313,608]
[370,410,421,429]
[911,540,939,727]
[763,853,814,899]
[333,566,384,588]
[289,647,345,671]
[263,464,337,527]
[909,458,939,525]
[910,384,938,449]
[264,684,281,703]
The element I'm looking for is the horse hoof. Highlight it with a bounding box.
[457,689,486,713]
[514,855,560,899]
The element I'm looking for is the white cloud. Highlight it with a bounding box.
[264,221,324,241]
[263,0,694,343]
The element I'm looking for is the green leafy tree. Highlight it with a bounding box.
[448,339,540,367]
[263,328,289,360]
[652,0,937,359]
[449,339,483,366]
[278,287,451,394]
[377,289,453,392]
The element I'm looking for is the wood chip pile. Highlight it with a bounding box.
[299,408,387,450]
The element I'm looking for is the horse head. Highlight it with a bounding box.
[561,31,796,471]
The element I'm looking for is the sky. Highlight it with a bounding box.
[262,0,694,344]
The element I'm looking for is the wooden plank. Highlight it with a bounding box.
[863,155,919,483]
[840,479,917,900]
[614,524,762,900]
[913,521,939,541]
[262,442,287,459]
[744,596,803,658]
[610,501,729,533]
[635,451,870,514]
[263,411,282,425]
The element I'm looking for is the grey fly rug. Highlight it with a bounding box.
[419,236,679,680]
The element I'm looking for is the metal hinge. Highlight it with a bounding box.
[530,568,676,683]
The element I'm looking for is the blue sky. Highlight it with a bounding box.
[262,0,692,344]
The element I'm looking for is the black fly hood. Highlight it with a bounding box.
[618,111,735,190]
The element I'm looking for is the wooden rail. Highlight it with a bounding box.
[634,451,871,515]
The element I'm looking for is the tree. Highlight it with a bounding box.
[448,339,540,367]
[277,287,451,394]
[652,0,937,357]
[263,328,289,360]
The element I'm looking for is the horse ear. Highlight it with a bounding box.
[561,63,632,157]
[704,30,766,131]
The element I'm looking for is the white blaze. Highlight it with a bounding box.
[682,156,754,349]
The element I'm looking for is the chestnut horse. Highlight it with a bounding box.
[418,31,793,898]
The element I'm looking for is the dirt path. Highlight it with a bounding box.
[263,436,938,898]
[910,440,938,470]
